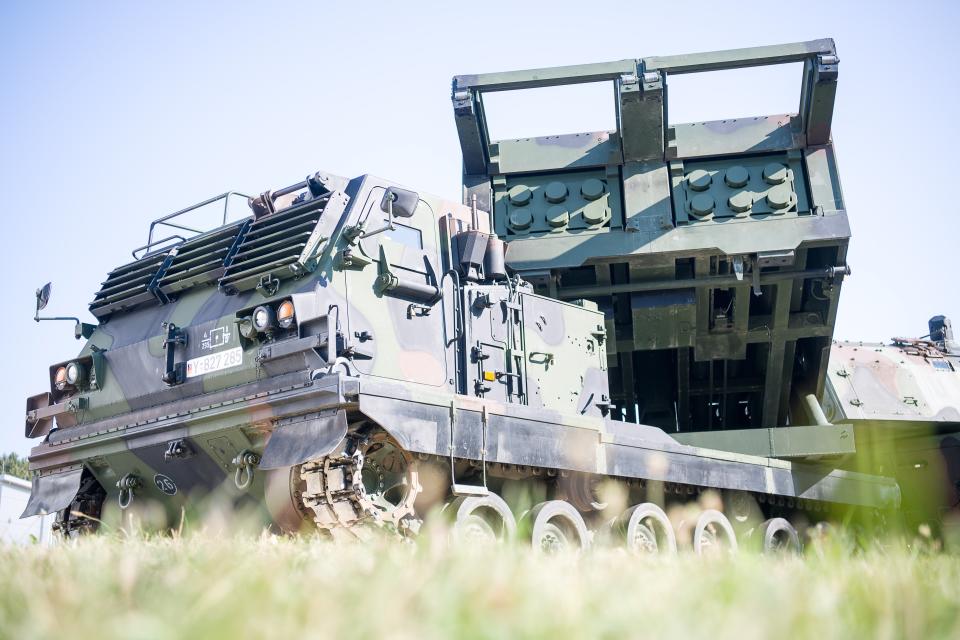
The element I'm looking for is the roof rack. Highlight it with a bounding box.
[134,191,251,259]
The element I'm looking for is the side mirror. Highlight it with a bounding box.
[380,187,418,219]
[36,282,52,316]
[33,281,96,339]
[361,187,421,239]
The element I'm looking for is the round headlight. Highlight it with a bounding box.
[252,305,275,332]
[277,300,295,329]
[65,361,86,386]
[54,366,68,391]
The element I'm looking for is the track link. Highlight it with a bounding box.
[298,435,420,539]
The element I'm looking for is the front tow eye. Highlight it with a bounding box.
[117,473,141,510]
[161,322,188,386]
[232,450,261,490]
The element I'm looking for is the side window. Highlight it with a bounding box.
[385,222,422,250]
[357,187,429,270]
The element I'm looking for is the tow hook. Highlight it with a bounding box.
[116,473,141,510]
[232,451,261,490]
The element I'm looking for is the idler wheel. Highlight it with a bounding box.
[523,500,590,553]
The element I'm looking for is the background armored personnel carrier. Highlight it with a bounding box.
[824,316,960,530]
[23,39,933,553]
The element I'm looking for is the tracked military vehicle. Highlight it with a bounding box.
[24,40,912,553]
[823,317,960,532]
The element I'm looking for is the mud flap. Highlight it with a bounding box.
[258,410,348,470]
[20,468,83,518]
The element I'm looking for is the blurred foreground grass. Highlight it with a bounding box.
[1,530,959,640]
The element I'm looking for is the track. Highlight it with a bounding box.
[298,433,421,540]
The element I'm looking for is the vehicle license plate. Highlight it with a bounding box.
[185,347,243,378]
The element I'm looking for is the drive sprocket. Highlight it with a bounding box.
[299,431,421,539]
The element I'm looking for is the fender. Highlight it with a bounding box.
[21,467,83,518]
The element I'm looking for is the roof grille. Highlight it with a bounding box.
[89,251,173,318]
[219,194,339,294]
[89,187,349,315]
[157,219,250,296]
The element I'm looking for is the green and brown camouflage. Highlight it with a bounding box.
[21,39,913,546]
[822,317,960,528]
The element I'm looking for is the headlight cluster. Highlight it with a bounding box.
[252,305,276,332]
[240,299,296,339]
[54,361,87,391]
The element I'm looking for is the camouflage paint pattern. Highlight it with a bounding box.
[824,339,960,526]
[22,40,905,532]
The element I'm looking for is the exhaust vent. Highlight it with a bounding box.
[158,219,250,295]
[89,250,173,318]
[219,192,348,294]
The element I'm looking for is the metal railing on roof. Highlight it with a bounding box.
[132,191,252,260]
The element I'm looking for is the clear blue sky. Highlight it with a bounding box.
[1,1,958,455]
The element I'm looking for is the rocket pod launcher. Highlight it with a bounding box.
[453,38,847,439]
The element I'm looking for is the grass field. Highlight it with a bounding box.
[1,527,958,640]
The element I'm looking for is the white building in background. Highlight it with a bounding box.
[1,474,54,544]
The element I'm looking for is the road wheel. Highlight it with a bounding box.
[614,503,677,554]
[524,500,590,553]
[759,518,801,554]
[693,509,738,556]
[447,493,516,545]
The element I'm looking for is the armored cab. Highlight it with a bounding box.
[19,171,620,536]
[453,39,847,441]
